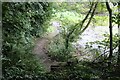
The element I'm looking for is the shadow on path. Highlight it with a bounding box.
[33,29,59,71]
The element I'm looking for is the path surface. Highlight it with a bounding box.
[34,38,57,71]
[33,24,59,71]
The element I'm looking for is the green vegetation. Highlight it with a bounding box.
[92,15,108,26]
[47,35,74,62]
[2,2,52,79]
[2,2,120,80]
[86,33,119,61]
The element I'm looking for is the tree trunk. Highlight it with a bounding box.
[106,2,113,58]
[117,1,120,64]
[65,37,69,49]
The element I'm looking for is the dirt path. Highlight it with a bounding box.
[33,38,58,71]
[33,28,60,71]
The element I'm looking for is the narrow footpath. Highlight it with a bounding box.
[33,31,59,71]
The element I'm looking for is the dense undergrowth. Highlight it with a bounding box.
[46,34,120,80]
[2,2,52,79]
[47,35,75,62]
[2,2,120,80]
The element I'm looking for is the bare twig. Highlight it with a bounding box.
[81,2,98,34]
[93,44,118,62]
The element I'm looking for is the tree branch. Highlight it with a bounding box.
[93,44,118,63]
[80,2,98,34]
[81,2,95,27]
[67,2,96,38]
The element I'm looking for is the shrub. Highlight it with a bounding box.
[2,2,52,79]
[47,35,74,62]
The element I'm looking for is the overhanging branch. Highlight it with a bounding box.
[80,2,98,34]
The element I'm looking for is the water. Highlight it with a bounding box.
[75,26,118,48]
[50,21,118,49]
[50,21,118,61]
